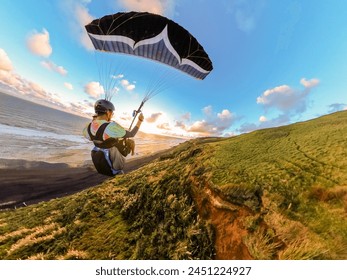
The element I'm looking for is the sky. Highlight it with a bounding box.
[0,0,346,137]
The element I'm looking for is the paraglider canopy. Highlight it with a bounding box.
[85,11,213,80]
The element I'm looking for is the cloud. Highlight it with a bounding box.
[84,81,104,99]
[181,112,191,121]
[226,0,265,33]
[64,82,73,90]
[26,29,52,57]
[120,79,136,91]
[188,120,215,134]
[300,78,320,88]
[62,0,176,50]
[0,70,22,89]
[0,57,90,117]
[259,115,267,122]
[172,112,191,131]
[63,0,176,50]
[74,3,94,50]
[0,49,13,71]
[149,107,236,136]
[117,0,176,16]
[60,0,94,50]
[187,107,237,136]
[218,109,233,120]
[147,112,162,123]
[328,103,347,113]
[203,105,213,116]
[112,74,124,80]
[157,122,171,130]
[175,120,187,130]
[26,29,68,76]
[0,69,60,107]
[238,114,291,134]
[119,111,133,122]
[41,60,68,76]
[250,78,321,132]
[257,78,320,113]
[68,99,93,115]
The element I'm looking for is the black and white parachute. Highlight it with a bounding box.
[85,11,213,80]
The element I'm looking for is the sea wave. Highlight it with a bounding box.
[0,123,88,144]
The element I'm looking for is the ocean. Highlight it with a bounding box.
[0,92,183,168]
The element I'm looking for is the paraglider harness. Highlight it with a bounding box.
[87,122,131,176]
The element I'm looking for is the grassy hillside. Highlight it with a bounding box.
[1,111,346,260]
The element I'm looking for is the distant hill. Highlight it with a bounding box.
[0,111,346,260]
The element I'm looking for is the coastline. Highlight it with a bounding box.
[0,148,171,210]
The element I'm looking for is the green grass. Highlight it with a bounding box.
[0,111,346,259]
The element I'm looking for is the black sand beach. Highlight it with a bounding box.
[0,151,166,210]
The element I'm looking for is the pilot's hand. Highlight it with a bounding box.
[138,113,144,122]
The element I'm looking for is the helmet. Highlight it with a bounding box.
[94,99,115,114]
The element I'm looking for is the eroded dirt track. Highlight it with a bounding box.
[193,181,253,260]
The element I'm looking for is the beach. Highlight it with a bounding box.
[0,150,169,210]
[0,92,184,209]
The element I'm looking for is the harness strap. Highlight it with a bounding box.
[88,122,124,175]
[87,122,109,142]
[92,146,123,175]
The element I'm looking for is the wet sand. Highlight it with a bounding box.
[0,150,168,210]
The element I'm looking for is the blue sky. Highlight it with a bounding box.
[0,0,346,137]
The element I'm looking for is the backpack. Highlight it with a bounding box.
[87,122,131,176]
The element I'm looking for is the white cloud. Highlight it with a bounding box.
[239,114,291,134]
[188,120,214,135]
[181,112,191,121]
[117,0,176,16]
[0,61,91,117]
[259,115,267,122]
[203,105,213,116]
[257,78,320,113]
[120,79,136,91]
[119,111,133,122]
[62,0,176,51]
[142,107,236,137]
[300,78,320,88]
[126,84,136,91]
[217,109,232,120]
[175,120,187,130]
[173,112,191,131]
[186,107,236,136]
[74,3,94,50]
[0,49,13,71]
[112,74,124,80]
[257,85,292,108]
[41,60,68,76]
[0,70,23,90]
[26,29,52,57]
[84,81,104,99]
[68,100,92,115]
[64,82,73,90]
[157,122,171,130]
[240,78,320,134]
[60,0,94,50]
[147,112,162,123]
[26,30,68,76]
[0,69,58,106]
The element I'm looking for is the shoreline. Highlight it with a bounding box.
[0,149,171,210]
